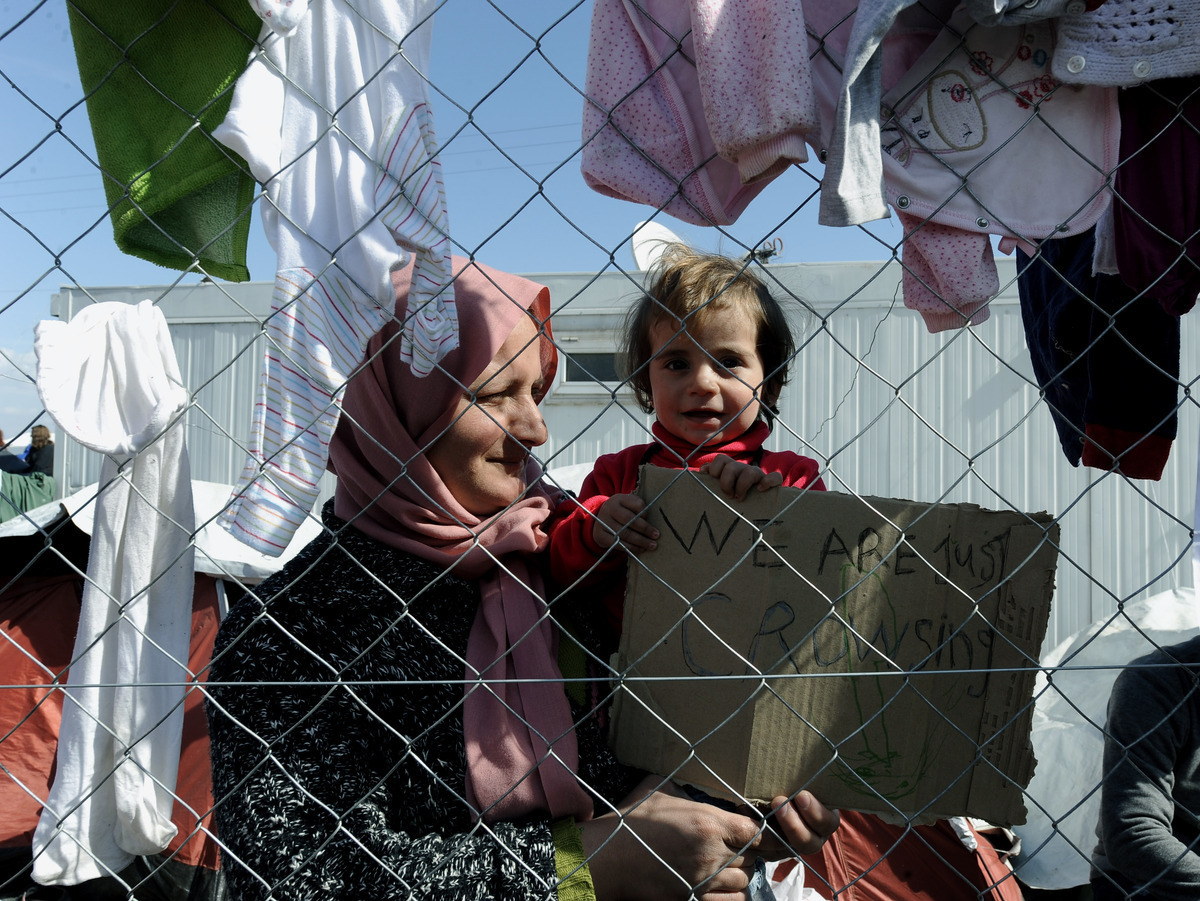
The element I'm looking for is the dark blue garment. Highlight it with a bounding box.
[22,443,53,477]
[1113,77,1200,316]
[1090,872,1144,901]
[0,451,25,474]
[1016,229,1180,479]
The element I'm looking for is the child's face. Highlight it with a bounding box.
[647,306,765,448]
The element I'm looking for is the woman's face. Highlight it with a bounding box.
[426,314,549,517]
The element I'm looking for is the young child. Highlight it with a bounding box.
[548,244,826,634]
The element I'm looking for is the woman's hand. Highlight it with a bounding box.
[701,455,784,500]
[593,493,659,553]
[751,792,841,859]
[580,777,838,901]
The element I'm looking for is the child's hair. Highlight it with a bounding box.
[620,243,796,424]
[30,425,51,449]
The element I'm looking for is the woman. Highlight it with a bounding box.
[206,257,837,901]
[22,424,54,477]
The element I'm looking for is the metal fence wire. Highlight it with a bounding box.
[2,0,1200,899]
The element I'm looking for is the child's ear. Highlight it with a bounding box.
[760,378,783,412]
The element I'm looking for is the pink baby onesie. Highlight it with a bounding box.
[818,3,1117,330]
[581,0,818,226]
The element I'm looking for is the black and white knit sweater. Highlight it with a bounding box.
[206,504,637,901]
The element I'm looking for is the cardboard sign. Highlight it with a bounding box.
[610,466,1059,826]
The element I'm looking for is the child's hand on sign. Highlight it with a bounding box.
[701,454,784,500]
[594,493,659,553]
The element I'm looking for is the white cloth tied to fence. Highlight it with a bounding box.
[31,300,195,885]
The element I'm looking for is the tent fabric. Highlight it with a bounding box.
[795,810,1022,900]
[0,574,222,871]
[0,575,83,849]
[0,482,322,583]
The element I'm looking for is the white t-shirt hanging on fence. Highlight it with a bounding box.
[216,0,455,556]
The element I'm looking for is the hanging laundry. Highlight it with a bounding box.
[581,0,818,226]
[1017,230,1180,480]
[1052,1,1200,87]
[896,210,998,331]
[215,0,454,555]
[579,0,945,225]
[248,0,312,36]
[803,0,958,149]
[820,4,1115,238]
[31,302,196,884]
[966,0,1107,28]
[814,4,1116,333]
[581,1,1116,334]
[0,472,55,524]
[66,0,262,281]
[1111,77,1200,316]
[806,1,1011,331]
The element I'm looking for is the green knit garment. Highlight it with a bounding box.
[552,817,596,901]
[67,0,262,280]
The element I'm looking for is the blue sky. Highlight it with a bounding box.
[0,0,902,436]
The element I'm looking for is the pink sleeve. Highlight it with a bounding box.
[898,211,998,333]
[691,0,818,184]
[580,0,803,225]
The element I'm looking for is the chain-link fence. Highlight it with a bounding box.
[3,1,1200,899]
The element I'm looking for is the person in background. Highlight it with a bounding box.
[22,425,54,477]
[1090,635,1200,900]
[206,257,838,901]
[0,426,56,524]
[548,243,824,636]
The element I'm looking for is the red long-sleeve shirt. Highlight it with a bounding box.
[548,421,824,632]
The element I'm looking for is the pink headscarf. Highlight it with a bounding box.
[329,257,593,824]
